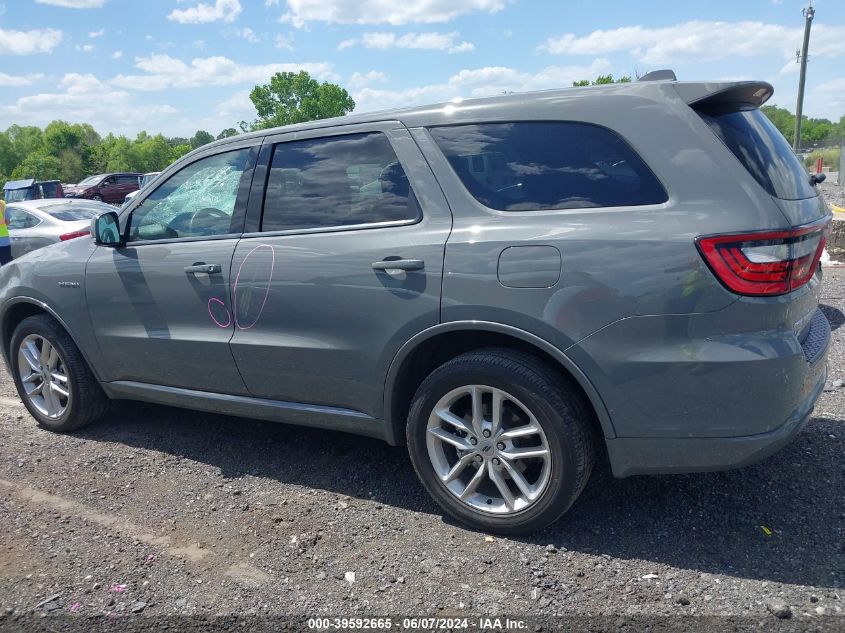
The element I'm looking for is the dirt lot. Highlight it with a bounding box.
[0,271,843,630]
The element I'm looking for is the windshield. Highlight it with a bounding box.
[77,175,102,186]
[700,109,816,200]
[40,202,104,221]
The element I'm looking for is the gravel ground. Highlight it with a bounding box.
[0,273,843,631]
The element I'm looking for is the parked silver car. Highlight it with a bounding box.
[5,199,112,258]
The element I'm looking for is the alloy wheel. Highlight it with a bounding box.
[425,385,551,515]
[17,334,71,420]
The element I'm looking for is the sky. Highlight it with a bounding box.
[0,0,844,138]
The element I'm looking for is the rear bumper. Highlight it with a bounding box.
[605,339,828,478]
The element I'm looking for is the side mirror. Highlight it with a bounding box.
[810,172,826,185]
[93,211,124,247]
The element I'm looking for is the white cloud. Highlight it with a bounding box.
[88,28,105,37]
[76,44,95,52]
[111,50,123,59]
[352,58,612,113]
[281,0,505,27]
[168,0,242,24]
[348,70,387,90]
[0,73,179,136]
[274,33,293,50]
[539,21,845,65]
[0,28,63,55]
[0,73,45,87]
[112,54,337,91]
[813,78,845,122]
[236,27,259,43]
[339,31,474,53]
[35,0,106,7]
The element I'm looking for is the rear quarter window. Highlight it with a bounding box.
[429,121,667,211]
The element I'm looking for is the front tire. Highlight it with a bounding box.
[91,194,103,202]
[407,349,595,534]
[10,315,110,432]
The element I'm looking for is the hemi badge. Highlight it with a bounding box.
[58,281,80,288]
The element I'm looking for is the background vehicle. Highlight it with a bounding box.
[123,172,161,205]
[0,75,832,534]
[64,173,141,204]
[4,199,110,258]
[3,179,64,202]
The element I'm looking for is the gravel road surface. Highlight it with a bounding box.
[0,271,843,631]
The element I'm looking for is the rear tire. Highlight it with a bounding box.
[10,315,110,432]
[407,348,595,534]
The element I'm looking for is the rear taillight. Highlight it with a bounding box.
[59,229,90,241]
[696,219,830,296]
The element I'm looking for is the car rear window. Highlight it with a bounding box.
[41,203,104,221]
[429,121,667,211]
[699,109,815,200]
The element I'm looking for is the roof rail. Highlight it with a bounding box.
[638,70,677,82]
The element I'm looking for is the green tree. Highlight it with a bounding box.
[6,125,45,167]
[11,151,62,180]
[169,144,192,163]
[190,130,215,149]
[572,74,632,87]
[217,127,239,140]
[244,70,355,132]
[0,132,15,177]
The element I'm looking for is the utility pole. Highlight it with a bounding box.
[793,2,815,151]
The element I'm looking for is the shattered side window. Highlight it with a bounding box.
[128,149,251,242]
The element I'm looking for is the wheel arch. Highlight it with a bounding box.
[383,321,615,446]
[1,298,101,381]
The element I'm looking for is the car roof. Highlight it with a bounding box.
[192,77,767,158]
[3,179,35,190]
[6,199,113,214]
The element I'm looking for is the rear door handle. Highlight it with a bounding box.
[372,259,424,272]
[184,263,222,275]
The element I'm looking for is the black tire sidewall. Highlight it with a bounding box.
[407,354,583,534]
[10,317,79,431]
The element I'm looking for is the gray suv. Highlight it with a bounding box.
[0,75,832,534]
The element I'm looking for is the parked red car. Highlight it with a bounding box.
[63,173,142,204]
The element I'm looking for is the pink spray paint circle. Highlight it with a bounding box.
[233,244,275,330]
[207,297,232,328]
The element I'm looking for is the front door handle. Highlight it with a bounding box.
[184,263,222,275]
[372,259,424,272]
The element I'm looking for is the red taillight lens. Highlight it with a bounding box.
[59,229,90,241]
[696,219,830,296]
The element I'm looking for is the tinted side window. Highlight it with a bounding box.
[117,175,139,186]
[429,122,667,211]
[261,132,419,232]
[129,148,251,242]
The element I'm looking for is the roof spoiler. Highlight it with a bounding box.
[638,69,677,82]
[681,81,774,115]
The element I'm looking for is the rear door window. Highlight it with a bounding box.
[6,207,41,229]
[699,109,815,200]
[261,132,420,232]
[429,121,667,211]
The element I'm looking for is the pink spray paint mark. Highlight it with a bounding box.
[207,297,232,328]
[232,244,276,331]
